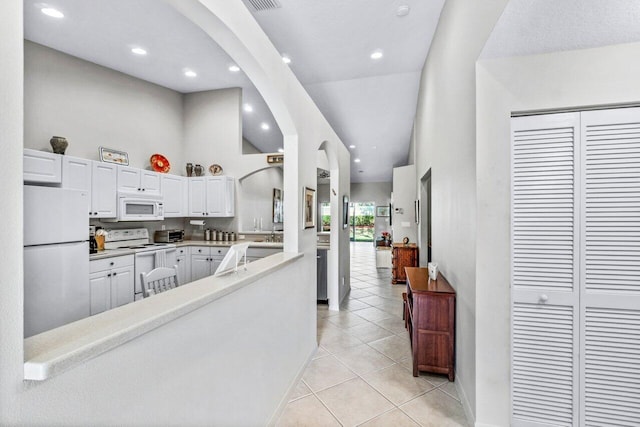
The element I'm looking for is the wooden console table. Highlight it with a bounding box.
[405,267,456,381]
[391,243,418,284]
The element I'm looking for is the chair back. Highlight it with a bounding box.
[140,265,180,298]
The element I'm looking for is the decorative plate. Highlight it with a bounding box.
[209,164,223,175]
[150,154,170,173]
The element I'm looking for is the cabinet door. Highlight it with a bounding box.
[189,177,207,216]
[91,161,117,218]
[176,255,188,285]
[62,156,92,214]
[24,149,62,184]
[223,177,235,217]
[164,247,177,269]
[190,254,211,282]
[89,271,110,316]
[141,170,162,195]
[162,175,187,217]
[111,265,134,308]
[117,166,141,193]
[205,177,224,216]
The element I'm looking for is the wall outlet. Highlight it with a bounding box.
[161,225,166,231]
[238,234,245,240]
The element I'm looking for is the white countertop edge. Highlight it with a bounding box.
[24,252,303,381]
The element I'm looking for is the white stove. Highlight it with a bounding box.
[104,228,178,300]
[104,228,175,252]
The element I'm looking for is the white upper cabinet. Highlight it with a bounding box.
[188,176,234,217]
[117,166,161,195]
[62,156,92,213]
[62,156,116,218]
[91,161,117,218]
[162,174,187,217]
[24,149,62,184]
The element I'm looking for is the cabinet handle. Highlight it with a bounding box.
[94,212,98,215]
[113,272,117,276]
[177,259,181,262]
[142,188,145,191]
[107,273,112,277]
[198,249,202,253]
[110,262,115,266]
[539,294,549,303]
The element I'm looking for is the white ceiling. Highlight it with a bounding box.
[481,0,640,59]
[23,0,444,183]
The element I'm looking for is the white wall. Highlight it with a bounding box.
[24,41,184,169]
[351,182,392,238]
[475,41,640,426]
[392,165,417,244]
[412,0,508,421]
[238,167,284,232]
[0,0,25,421]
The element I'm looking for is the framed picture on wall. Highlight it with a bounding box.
[303,187,316,229]
[273,188,283,224]
[376,206,390,217]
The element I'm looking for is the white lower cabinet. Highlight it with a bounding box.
[190,246,229,281]
[89,255,134,316]
[175,247,190,284]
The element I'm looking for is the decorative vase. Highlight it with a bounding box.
[186,163,194,177]
[50,136,68,155]
[194,164,204,176]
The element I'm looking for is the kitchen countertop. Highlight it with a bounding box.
[90,240,284,260]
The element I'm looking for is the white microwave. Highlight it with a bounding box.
[115,193,164,221]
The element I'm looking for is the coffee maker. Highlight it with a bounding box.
[89,225,97,254]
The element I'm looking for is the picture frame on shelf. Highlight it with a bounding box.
[273,188,283,224]
[99,147,129,166]
[303,187,316,229]
[376,206,390,217]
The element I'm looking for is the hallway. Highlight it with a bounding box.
[277,242,468,426]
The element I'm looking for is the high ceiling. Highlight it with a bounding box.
[23,0,445,183]
[482,0,640,59]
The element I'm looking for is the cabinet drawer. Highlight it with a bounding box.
[90,254,134,273]
[211,247,229,258]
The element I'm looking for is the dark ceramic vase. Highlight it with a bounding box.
[50,136,68,155]
[186,163,194,177]
[194,164,204,176]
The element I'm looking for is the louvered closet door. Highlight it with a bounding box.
[580,108,640,427]
[511,113,580,427]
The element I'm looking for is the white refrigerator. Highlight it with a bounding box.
[24,185,90,338]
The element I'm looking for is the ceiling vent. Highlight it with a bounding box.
[246,0,281,12]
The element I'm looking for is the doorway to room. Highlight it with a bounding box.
[349,202,375,242]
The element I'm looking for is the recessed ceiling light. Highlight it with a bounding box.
[282,56,291,64]
[370,50,383,60]
[41,7,64,18]
[359,170,364,173]
[277,148,284,153]
[229,65,240,72]
[354,158,361,163]
[349,145,356,149]
[243,104,253,113]
[131,47,147,55]
[184,69,197,78]
[261,122,270,131]
[397,5,410,17]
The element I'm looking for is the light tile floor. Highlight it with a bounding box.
[277,242,469,427]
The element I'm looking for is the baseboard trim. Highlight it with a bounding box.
[267,344,316,426]
[454,373,476,427]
